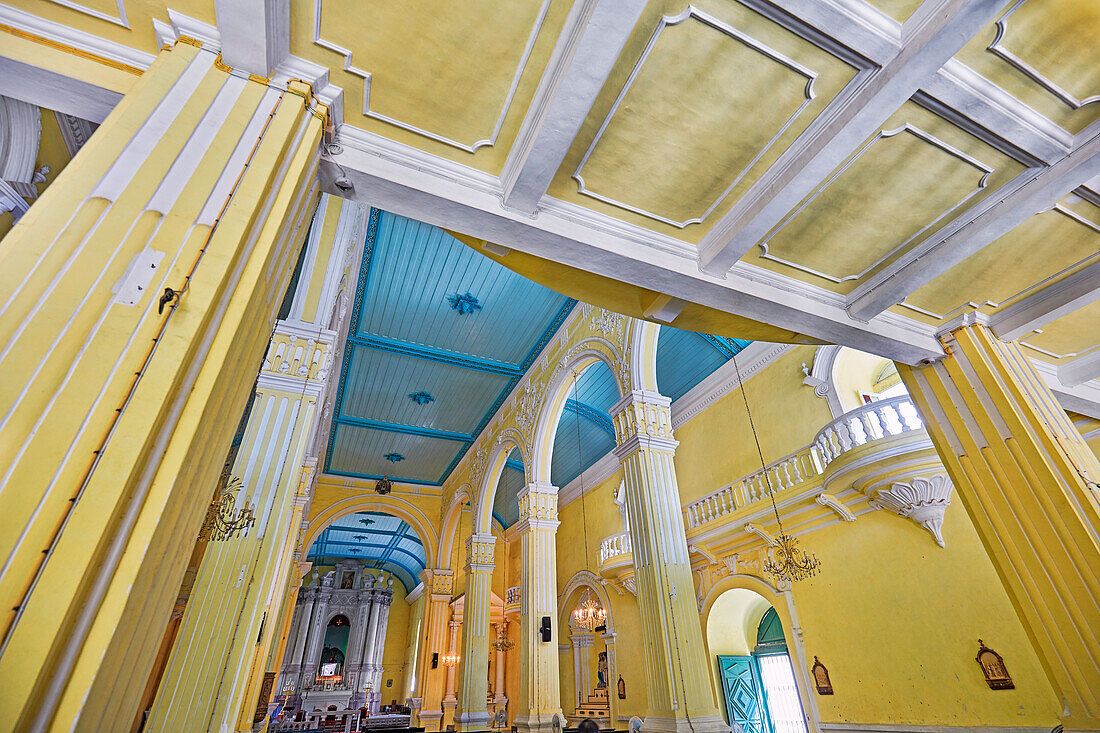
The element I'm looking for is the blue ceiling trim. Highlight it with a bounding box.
[349,333,525,377]
[336,415,472,442]
[564,399,615,438]
[518,299,576,368]
[699,334,753,360]
[504,458,525,473]
[324,466,443,486]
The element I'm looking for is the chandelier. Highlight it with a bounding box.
[572,590,607,632]
[492,633,514,652]
[441,652,461,668]
[730,356,821,584]
[199,474,255,541]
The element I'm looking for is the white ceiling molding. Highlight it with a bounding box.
[695,0,1014,274]
[758,123,996,283]
[321,128,944,363]
[53,111,97,157]
[214,0,289,77]
[1058,348,1100,388]
[0,96,41,188]
[988,0,1100,110]
[45,0,129,29]
[991,259,1100,341]
[846,121,1100,320]
[801,344,844,418]
[670,342,794,429]
[570,6,819,229]
[0,4,154,70]
[311,0,553,153]
[500,0,647,213]
[1031,357,1100,420]
[748,0,900,65]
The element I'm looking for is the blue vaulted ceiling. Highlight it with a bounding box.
[326,210,575,484]
[307,511,426,591]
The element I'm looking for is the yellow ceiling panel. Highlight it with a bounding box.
[1020,298,1100,360]
[292,0,572,173]
[545,0,857,242]
[954,0,1100,133]
[904,199,1100,320]
[747,102,1025,290]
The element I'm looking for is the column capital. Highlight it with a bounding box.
[465,533,496,572]
[516,482,559,531]
[423,568,455,597]
[610,389,678,456]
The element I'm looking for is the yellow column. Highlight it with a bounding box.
[0,40,325,731]
[515,481,562,733]
[147,320,327,731]
[417,569,454,731]
[898,322,1100,732]
[610,391,726,733]
[456,533,496,731]
[264,560,313,717]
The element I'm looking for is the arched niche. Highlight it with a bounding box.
[303,494,438,575]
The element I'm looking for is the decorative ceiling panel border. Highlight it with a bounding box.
[311,0,553,153]
[571,5,819,229]
[46,0,129,29]
[760,123,995,283]
[989,0,1100,111]
[897,203,1100,322]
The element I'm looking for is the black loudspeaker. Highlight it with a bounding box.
[539,616,552,642]
[431,652,439,669]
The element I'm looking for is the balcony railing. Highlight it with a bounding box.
[597,532,631,565]
[812,395,922,465]
[684,396,923,530]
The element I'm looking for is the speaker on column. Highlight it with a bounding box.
[540,616,551,642]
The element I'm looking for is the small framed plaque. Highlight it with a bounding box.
[811,656,833,695]
[976,640,1014,690]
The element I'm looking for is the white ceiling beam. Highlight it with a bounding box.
[991,259,1100,341]
[214,0,289,77]
[1060,350,1100,388]
[0,57,121,123]
[1031,358,1100,420]
[324,126,944,363]
[696,0,1014,275]
[741,0,900,65]
[500,0,646,213]
[846,122,1100,320]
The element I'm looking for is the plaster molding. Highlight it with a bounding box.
[992,258,1100,341]
[1030,355,1100,420]
[696,0,1005,273]
[743,522,779,547]
[760,124,996,283]
[571,5,819,229]
[870,474,953,548]
[815,493,856,521]
[53,111,97,158]
[0,4,154,71]
[556,450,620,508]
[671,342,794,428]
[500,0,647,213]
[310,0,552,153]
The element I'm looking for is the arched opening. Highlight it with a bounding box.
[548,360,618,490]
[707,589,809,733]
[558,578,616,727]
[654,325,752,402]
[831,347,909,412]
[273,510,426,725]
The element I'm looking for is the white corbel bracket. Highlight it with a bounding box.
[815,493,856,522]
[743,522,779,547]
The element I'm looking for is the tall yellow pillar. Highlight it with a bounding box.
[899,322,1100,732]
[515,481,562,733]
[417,569,454,731]
[147,319,329,731]
[456,533,496,731]
[0,39,325,731]
[610,391,726,733]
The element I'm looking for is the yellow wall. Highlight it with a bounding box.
[672,346,833,504]
[789,507,1060,727]
[380,581,412,704]
[832,347,893,412]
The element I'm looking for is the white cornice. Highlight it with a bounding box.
[0,4,156,70]
[671,342,794,429]
[557,450,621,508]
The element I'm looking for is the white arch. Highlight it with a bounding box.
[472,431,527,535]
[301,494,438,570]
[438,485,472,572]
[558,570,616,636]
[630,319,661,394]
[529,339,626,485]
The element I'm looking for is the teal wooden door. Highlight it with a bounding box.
[717,655,766,733]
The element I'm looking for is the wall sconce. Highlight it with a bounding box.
[442,653,461,668]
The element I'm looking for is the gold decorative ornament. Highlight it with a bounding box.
[491,630,514,652]
[198,474,255,541]
[375,475,393,495]
[976,639,1014,690]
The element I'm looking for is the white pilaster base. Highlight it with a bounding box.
[515,712,567,733]
[419,709,444,730]
[457,710,492,729]
[640,714,731,733]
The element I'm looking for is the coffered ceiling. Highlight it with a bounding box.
[2,0,1098,392]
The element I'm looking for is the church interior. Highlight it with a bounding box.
[0,1,1099,733]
